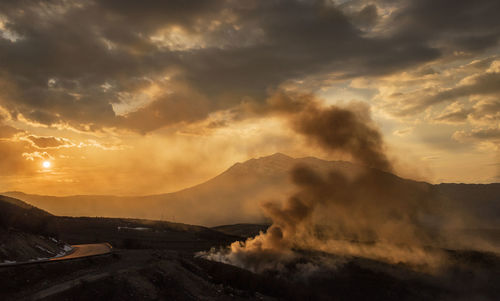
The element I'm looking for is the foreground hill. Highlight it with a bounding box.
[0,195,53,237]
[4,153,500,229]
[0,196,69,262]
[0,195,240,261]
[1,193,499,300]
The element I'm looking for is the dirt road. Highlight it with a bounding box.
[0,243,112,267]
[49,243,112,261]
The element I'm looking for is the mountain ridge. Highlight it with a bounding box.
[3,153,499,227]
[2,153,426,198]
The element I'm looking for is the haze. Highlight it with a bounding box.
[0,0,500,196]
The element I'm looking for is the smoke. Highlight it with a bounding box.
[292,102,392,172]
[242,91,391,170]
[198,92,457,274]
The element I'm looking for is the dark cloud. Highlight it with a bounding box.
[391,0,500,53]
[0,0,498,132]
[351,4,379,28]
[183,0,439,98]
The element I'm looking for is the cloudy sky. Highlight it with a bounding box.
[0,0,499,195]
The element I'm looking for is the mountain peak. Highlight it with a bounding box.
[261,152,293,160]
[250,152,295,164]
[225,153,295,176]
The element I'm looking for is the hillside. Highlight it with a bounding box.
[0,195,240,262]
[0,196,69,262]
[0,195,53,234]
[211,224,271,239]
[3,153,500,228]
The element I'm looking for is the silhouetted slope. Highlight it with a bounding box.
[0,195,51,215]
[212,224,271,239]
[0,196,70,262]
[0,195,239,254]
[0,195,52,233]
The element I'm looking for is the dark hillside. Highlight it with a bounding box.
[0,195,53,236]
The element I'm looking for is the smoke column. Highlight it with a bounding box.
[200,92,454,274]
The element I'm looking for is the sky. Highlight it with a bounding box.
[0,0,499,196]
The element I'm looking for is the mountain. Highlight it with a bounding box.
[3,153,500,228]
[2,153,363,226]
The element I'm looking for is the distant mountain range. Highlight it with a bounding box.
[3,153,500,227]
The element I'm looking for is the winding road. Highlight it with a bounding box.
[0,243,112,267]
[50,243,112,261]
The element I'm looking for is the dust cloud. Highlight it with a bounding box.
[199,92,466,274]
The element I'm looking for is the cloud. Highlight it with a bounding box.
[385,67,500,118]
[0,0,499,192]
[434,102,472,124]
[393,127,414,136]
[470,96,500,124]
[454,128,500,142]
[117,89,213,133]
[21,135,74,149]
[6,0,497,132]
[22,151,54,161]
[431,72,500,105]
[390,0,500,53]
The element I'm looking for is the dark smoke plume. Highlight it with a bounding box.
[292,104,392,172]
[199,91,493,275]
[244,91,391,171]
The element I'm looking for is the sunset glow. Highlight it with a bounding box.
[1,2,499,299]
[0,0,498,196]
[42,161,51,169]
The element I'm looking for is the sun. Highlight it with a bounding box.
[42,161,51,169]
